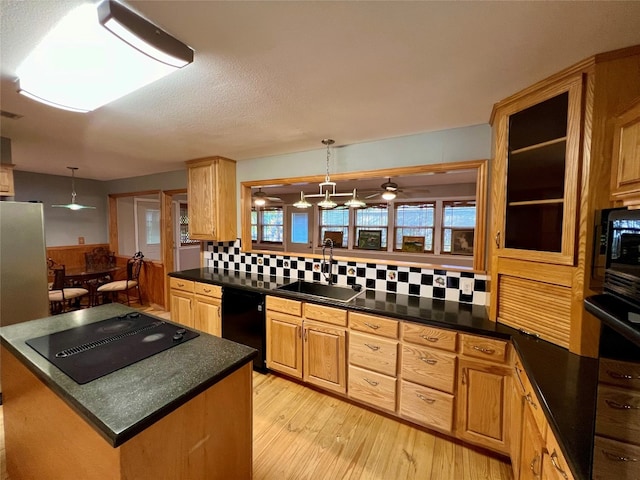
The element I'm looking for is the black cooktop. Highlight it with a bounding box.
[26,312,199,384]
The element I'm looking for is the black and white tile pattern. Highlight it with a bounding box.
[204,240,488,306]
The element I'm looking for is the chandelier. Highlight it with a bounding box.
[293,139,366,209]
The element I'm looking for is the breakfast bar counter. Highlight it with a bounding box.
[0,303,257,480]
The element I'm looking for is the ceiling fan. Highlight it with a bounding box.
[364,178,430,201]
[252,188,282,206]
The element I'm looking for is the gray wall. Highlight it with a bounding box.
[13,170,109,247]
[10,124,491,248]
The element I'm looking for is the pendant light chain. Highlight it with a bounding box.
[322,138,335,183]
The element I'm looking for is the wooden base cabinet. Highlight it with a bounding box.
[399,380,454,433]
[169,278,195,328]
[519,405,545,480]
[169,278,221,336]
[266,297,303,379]
[304,319,346,394]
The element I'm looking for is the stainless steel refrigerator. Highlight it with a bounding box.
[0,201,50,398]
[0,201,49,326]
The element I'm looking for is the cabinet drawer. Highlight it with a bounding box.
[170,277,194,293]
[514,358,547,437]
[401,344,456,394]
[402,323,457,352]
[459,334,507,363]
[545,429,575,480]
[399,380,454,433]
[593,435,640,480]
[304,303,347,326]
[349,312,398,339]
[194,282,222,298]
[348,365,397,413]
[266,296,302,316]
[599,357,640,391]
[595,384,640,444]
[349,332,398,377]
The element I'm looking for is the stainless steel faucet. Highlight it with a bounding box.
[322,238,334,285]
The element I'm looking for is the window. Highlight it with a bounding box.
[319,207,349,247]
[260,207,283,243]
[179,204,199,245]
[145,209,161,245]
[251,209,258,241]
[442,201,476,254]
[394,202,434,252]
[355,204,388,249]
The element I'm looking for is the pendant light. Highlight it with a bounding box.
[293,139,366,209]
[52,167,96,210]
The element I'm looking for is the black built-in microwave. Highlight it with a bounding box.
[601,208,640,308]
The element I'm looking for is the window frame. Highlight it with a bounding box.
[392,201,435,253]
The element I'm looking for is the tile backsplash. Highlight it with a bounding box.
[204,240,488,306]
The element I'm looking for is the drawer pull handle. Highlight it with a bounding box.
[420,357,437,365]
[495,231,501,248]
[421,335,439,342]
[365,343,380,351]
[529,453,541,477]
[605,399,640,410]
[472,345,495,355]
[364,378,379,387]
[364,322,380,330]
[518,328,540,338]
[525,393,538,409]
[607,370,640,380]
[549,451,568,479]
[203,288,211,293]
[177,282,184,287]
[417,393,435,404]
[602,450,638,462]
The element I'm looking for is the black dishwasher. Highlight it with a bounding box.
[221,287,267,372]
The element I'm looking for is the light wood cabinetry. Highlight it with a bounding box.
[348,312,399,412]
[266,307,303,379]
[193,283,222,337]
[168,278,221,336]
[519,404,546,480]
[0,163,15,196]
[399,323,457,434]
[489,46,640,355]
[610,96,640,207]
[543,428,575,480]
[169,278,195,328]
[592,356,640,479]
[456,334,510,454]
[186,156,237,241]
[265,297,346,392]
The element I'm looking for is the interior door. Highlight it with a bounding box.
[284,206,314,254]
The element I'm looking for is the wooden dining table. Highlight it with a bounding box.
[64,266,123,306]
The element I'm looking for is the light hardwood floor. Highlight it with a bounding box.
[0,306,513,480]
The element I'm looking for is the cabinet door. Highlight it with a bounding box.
[492,75,583,266]
[303,320,346,394]
[169,290,194,328]
[188,161,217,239]
[456,358,510,454]
[194,296,221,336]
[266,310,303,379]
[519,405,545,480]
[611,97,640,205]
[510,377,524,480]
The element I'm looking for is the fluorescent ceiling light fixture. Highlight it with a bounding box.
[295,139,365,209]
[16,0,194,112]
[52,167,96,210]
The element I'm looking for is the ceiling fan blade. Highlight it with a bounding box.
[266,196,282,202]
[364,192,380,199]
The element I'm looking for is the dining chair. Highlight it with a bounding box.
[48,259,89,314]
[96,252,144,306]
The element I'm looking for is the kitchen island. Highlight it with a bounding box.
[0,304,257,480]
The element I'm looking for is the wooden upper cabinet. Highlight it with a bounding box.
[492,75,583,266]
[0,164,15,197]
[186,156,237,241]
[610,96,640,207]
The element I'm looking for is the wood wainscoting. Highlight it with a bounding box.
[46,244,166,309]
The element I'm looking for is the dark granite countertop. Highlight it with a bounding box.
[171,267,599,480]
[585,293,640,348]
[0,303,257,447]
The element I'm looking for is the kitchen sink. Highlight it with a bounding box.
[276,280,364,303]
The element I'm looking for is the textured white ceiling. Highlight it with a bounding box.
[1,0,640,181]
